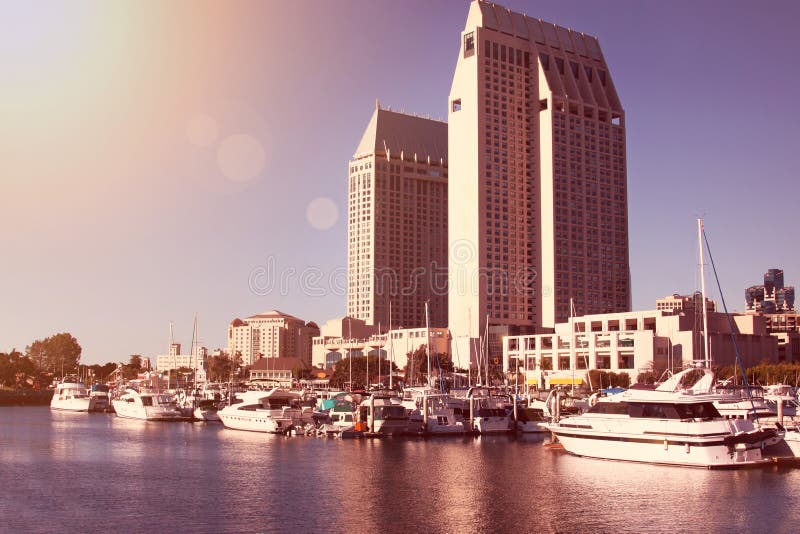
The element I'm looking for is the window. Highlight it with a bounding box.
[452,99,462,112]
[464,32,475,58]
[539,53,549,70]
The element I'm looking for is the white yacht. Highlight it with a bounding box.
[357,394,409,435]
[193,399,221,422]
[112,389,188,421]
[88,385,110,412]
[217,389,312,433]
[516,406,550,433]
[50,379,92,412]
[472,395,512,434]
[546,367,777,468]
[408,394,467,435]
[782,424,800,456]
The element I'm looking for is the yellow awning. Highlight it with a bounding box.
[549,377,583,385]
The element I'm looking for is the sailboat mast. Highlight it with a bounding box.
[192,312,198,400]
[168,321,174,391]
[348,317,352,390]
[698,218,711,367]
[425,301,431,385]
[484,314,490,387]
[388,301,393,390]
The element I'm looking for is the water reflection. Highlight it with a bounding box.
[3,407,800,533]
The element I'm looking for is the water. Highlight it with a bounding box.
[2,407,800,533]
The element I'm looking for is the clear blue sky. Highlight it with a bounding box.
[1,0,797,365]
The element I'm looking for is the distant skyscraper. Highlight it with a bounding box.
[347,102,448,329]
[746,268,795,313]
[448,0,631,355]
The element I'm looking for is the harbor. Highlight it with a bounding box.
[4,405,800,533]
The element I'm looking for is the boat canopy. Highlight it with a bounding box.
[550,377,583,385]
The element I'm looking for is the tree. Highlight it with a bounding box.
[129,355,142,369]
[329,355,396,390]
[0,349,40,388]
[207,353,237,382]
[589,370,630,389]
[26,333,82,375]
[405,345,429,387]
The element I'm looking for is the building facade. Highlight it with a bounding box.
[155,345,208,382]
[311,315,450,373]
[227,310,320,367]
[347,102,448,330]
[504,309,779,388]
[656,293,716,315]
[448,1,630,362]
[746,268,795,313]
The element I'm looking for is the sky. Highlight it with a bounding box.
[1,0,798,365]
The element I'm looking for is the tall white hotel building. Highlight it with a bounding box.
[449,1,631,358]
[347,103,448,330]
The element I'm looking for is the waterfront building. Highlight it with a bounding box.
[311,316,450,372]
[448,0,631,366]
[248,357,309,388]
[504,308,779,388]
[746,268,795,313]
[155,345,208,383]
[656,293,716,315]
[227,310,320,367]
[347,102,448,330]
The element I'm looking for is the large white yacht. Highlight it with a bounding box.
[112,389,188,421]
[217,388,312,433]
[50,379,92,412]
[546,367,778,468]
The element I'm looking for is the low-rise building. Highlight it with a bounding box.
[504,308,779,389]
[248,357,308,388]
[311,316,450,371]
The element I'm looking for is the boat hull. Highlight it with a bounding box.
[549,426,771,468]
[474,416,511,434]
[112,401,187,421]
[218,412,292,433]
[50,398,91,412]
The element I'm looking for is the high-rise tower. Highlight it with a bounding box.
[448,1,631,356]
[347,102,448,329]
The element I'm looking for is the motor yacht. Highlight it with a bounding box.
[357,393,409,435]
[472,395,512,434]
[516,405,550,433]
[112,389,188,421]
[546,367,777,468]
[408,394,467,435]
[217,388,312,433]
[50,379,92,412]
[193,399,221,422]
[89,384,110,412]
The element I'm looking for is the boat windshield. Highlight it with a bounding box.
[628,402,720,420]
[374,405,407,420]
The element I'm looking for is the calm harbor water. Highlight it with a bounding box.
[2,407,800,533]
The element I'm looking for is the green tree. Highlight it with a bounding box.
[404,346,428,387]
[129,355,142,369]
[207,353,240,382]
[329,355,395,390]
[26,333,82,375]
[0,349,40,388]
